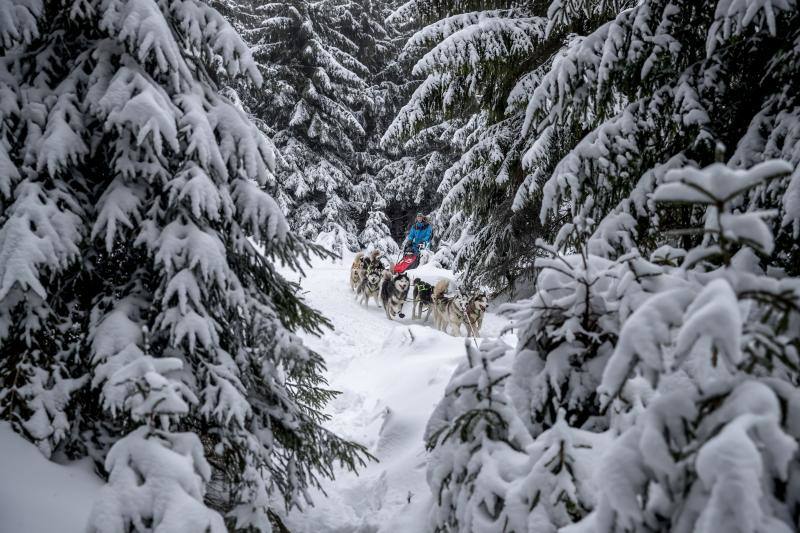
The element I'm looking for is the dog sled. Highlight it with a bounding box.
[393,243,426,275]
[393,254,418,275]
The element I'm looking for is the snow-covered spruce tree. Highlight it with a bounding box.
[349,0,403,238]
[235,0,370,247]
[426,339,604,532]
[500,226,648,436]
[374,5,466,238]
[501,408,601,533]
[425,338,531,532]
[0,1,367,530]
[359,199,400,254]
[576,159,800,533]
[378,120,461,226]
[227,0,435,248]
[424,218,657,532]
[423,1,800,529]
[384,0,628,292]
[425,163,800,532]
[522,0,800,274]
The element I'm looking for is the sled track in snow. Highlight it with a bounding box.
[281,255,509,533]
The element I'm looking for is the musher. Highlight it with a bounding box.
[394,213,433,274]
[402,213,432,253]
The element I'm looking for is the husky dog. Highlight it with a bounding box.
[431,279,469,336]
[411,279,434,321]
[380,271,410,320]
[357,268,383,307]
[350,252,365,291]
[431,279,450,330]
[464,292,489,336]
[363,250,384,275]
[350,250,382,291]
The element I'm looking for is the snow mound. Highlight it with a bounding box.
[405,261,456,287]
[382,324,457,352]
[0,422,103,533]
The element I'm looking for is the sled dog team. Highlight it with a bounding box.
[349,251,489,336]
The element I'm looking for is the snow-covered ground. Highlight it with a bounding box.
[282,252,511,532]
[0,422,103,533]
[0,252,510,533]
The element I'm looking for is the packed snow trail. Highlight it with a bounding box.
[282,252,511,532]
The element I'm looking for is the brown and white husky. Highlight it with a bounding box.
[350,250,382,291]
[350,252,366,291]
[431,279,469,336]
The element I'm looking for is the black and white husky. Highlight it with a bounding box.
[357,268,383,307]
[380,271,410,320]
[412,279,434,321]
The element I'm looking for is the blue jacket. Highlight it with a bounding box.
[406,222,432,246]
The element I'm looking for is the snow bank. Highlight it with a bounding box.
[0,422,102,533]
[405,261,456,287]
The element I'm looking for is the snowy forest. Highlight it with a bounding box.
[1,0,799,532]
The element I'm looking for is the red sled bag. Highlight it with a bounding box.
[393,254,419,274]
